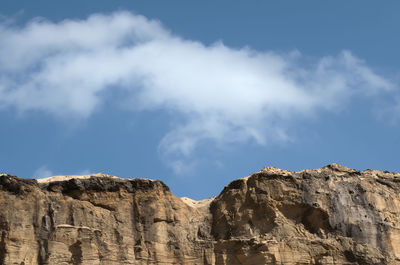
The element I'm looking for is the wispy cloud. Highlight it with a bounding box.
[33,165,54,178]
[0,12,396,173]
[33,166,93,179]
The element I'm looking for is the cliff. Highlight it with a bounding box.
[1,164,400,265]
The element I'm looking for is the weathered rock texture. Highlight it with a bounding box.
[1,164,400,264]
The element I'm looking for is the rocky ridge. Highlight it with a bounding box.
[1,164,400,264]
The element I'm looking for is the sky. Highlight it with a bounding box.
[1,1,400,199]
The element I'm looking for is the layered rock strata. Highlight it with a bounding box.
[0,164,400,264]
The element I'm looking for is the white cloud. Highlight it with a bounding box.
[33,165,54,179]
[33,166,93,179]
[76,169,93,176]
[0,12,396,173]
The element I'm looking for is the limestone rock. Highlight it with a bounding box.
[0,164,400,264]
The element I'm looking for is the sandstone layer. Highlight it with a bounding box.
[1,164,400,265]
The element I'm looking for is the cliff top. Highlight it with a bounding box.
[21,163,400,202]
[36,173,120,183]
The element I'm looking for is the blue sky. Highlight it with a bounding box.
[1,1,400,199]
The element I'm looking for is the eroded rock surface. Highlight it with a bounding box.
[1,164,400,264]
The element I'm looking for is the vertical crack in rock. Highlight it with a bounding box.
[36,240,48,265]
[68,203,75,226]
[114,229,125,261]
[31,197,47,265]
[69,240,83,265]
[94,230,106,262]
[0,214,8,265]
[0,231,6,265]
[37,203,55,265]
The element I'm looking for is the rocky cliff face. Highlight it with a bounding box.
[1,164,400,265]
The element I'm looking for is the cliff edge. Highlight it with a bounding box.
[1,163,400,264]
